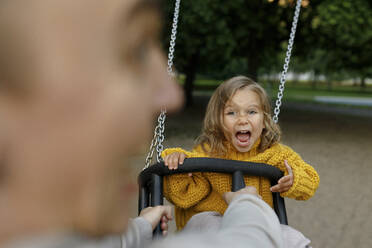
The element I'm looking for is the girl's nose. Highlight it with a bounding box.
[237,114,249,125]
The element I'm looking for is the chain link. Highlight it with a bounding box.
[167,0,181,76]
[273,0,302,123]
[144,129,159,168]
[144,0,181,169]
[155,111,167,162]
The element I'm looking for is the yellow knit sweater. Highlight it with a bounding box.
[161,140,319,230]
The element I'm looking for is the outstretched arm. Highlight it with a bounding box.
[90,206,172,248]
[120,206,172,248]
[152,187,284,248]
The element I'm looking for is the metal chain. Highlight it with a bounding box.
[167,0,181,76]
[144,111,167,169]
[273,0,302,124]
[155,110,167,162]
[144,0,181,169]
[144,128,159,168]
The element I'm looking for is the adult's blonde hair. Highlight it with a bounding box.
[195,75,281,156]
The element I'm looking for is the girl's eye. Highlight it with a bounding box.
[226,111,235,115]
[248,110,257,115]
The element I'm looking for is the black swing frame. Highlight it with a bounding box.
[138,157,288,236]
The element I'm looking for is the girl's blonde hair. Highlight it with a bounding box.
[195,75,281,156]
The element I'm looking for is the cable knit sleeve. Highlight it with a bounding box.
[161,147,194,158]
[270,144,320,201]
[163,172,211,208]
[162,147,211,209]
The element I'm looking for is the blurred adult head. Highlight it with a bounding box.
[0,0,182,243]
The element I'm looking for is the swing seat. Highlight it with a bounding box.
[138,157,288,236]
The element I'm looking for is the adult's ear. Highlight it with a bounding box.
[0,4,35,98]
[0,125,10,184]
[0,46,33,98]
[0,145,7,183]
[0,85,22,184]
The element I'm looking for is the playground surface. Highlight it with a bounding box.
[130,98,372,248]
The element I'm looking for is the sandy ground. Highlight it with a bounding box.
[131,97,372,248]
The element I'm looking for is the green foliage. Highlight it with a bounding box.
[162,0,235,75]
[304,0,372,80]
[162,0,372,93]
[162,0,300,79]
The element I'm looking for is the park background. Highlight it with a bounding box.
[131,1,372,247]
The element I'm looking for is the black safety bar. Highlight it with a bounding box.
[138,157,288,236]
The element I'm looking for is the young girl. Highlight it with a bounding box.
[162,75,319,230]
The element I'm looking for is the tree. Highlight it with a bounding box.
[300,0,372,88]
[163,0,308,106]
[163,0,235,106]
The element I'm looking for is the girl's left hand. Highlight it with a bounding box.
[270,160,293,193]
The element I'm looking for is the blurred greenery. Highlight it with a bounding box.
[311,0,372,86]
[162,0,372,106]
[176,77,372,109]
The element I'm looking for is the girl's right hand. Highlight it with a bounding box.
[164,152,187,170]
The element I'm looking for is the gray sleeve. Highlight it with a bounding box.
[4,218,153,248]
[85,217,153,248]
[151,195,284,248]
[121,217,153,248]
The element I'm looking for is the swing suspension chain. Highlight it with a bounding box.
[155,110,166,163]
[144,111,167,169]
[144,126,159,169]
[273,0,302,124]
[144,0,181,169]
[167,0,181,75]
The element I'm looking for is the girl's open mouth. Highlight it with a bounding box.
[235,130,251,147]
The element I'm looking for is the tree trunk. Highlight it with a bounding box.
[184,52,200,107]
[312,78,317,90]
[292,74,299,87]
[246,55,260,81]
[361,76,366,88]
[312,70,317,90]
[246,40,260,81]
[327,80,333,91]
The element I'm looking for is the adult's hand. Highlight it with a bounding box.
[139,206,173,236]
[223,186,262,205]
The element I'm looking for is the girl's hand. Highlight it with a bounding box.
[270,160,294,193]
[164,152,186,169]
[164,152,192,176]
